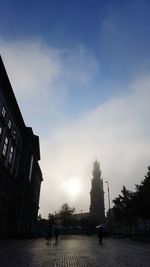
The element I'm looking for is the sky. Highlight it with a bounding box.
[0,0,150,217]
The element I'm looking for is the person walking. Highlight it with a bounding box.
[97,226,103,245]
[47,226,52,244]
[54,226,59,244]
[47,214,54,244]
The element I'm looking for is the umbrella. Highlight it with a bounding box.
[96,225,103,229]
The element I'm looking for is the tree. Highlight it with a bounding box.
[135,166,150,221]
[113,186,136,233]
[113,195,124,224]
[60,203,75,227]
[112,166,150,235]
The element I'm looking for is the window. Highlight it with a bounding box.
[13,130,16,139]
[8,146,14,164]
[29,155,33,181]
[2,107,6,118]
[2,137,9,156]
[8,120,12,129]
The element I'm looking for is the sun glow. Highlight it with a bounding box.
[67,178,81,197]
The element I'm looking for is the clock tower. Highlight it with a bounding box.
[90,160,105,225]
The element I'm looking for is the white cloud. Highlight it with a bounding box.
[0,39,61,97]
[0,38,99,135]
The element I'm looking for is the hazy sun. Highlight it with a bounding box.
[67,178,81,197]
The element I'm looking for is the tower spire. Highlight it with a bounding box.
[92,159,101,178]
[90,159,105,225]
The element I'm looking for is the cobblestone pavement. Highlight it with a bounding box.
[0,235,150,267]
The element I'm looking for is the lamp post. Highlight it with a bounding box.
[105,181,112,235]
[81,209,83,221]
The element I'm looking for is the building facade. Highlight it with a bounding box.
[0,55,43,238]
[90,160,105,225]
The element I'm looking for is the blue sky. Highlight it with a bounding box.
[2,0,150,83]
[1,0,150,216]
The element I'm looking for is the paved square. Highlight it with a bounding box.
[0,235,150,266]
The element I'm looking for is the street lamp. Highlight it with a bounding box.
[105,181,112,235]
[81,209,83,220]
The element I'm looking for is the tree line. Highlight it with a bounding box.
[112,166,150,235]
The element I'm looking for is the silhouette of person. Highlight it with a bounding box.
[97,226,103,245]
[54,226,59,244]
[47,226,52,244]
[47,214,54,244]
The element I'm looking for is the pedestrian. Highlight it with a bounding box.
[97,226,103,245]
[54,226,59,244]
[47,214,54,244]
[47,226,52,244]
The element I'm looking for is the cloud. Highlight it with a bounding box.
[0,38,99,134]
[0,39,61,96]
[40,75,150,217]
[0,39,98,97]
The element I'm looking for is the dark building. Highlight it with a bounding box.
[0,55,43,238]
[90,160,105,225]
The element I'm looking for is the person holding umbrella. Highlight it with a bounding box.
[96,225,103,245]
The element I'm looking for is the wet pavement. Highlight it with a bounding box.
[0,235,150,266]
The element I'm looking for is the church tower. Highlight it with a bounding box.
[90,160,105,225]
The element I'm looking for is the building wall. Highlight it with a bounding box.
[0,55,43,238]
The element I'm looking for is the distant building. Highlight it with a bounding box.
[90,160,105,225]
[0,55,43,237]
